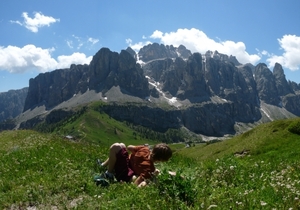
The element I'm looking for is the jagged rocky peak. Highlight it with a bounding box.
[289,81,300,92]
[241,63,255,73]
[23,47,150,111]
[177,45,192,59]
[125,47,137,60]
[273,62,293,96]
[24,64,89,111]
[254,63,280,106]
[273,62,285,77]
[138,43,192,62]
[204,50,241,66]
[87,47,150,97]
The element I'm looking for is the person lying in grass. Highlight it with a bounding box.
[100,142,172,187]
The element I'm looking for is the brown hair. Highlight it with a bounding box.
[151,143,172,162]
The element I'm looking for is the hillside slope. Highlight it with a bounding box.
[1,114,300,209]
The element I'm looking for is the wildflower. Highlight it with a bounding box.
[260,201,267,206]
[236,201,242,205]
[230,166,234,170]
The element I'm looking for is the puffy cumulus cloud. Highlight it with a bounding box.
[56,53,92,69]
[267,35,300,71]
[0,45,57,73]
[10,12,60,33]
[0,45,92,73]
[129,28,261,64]
[218,40,261,64]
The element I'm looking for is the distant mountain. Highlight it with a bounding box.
[1,43,300,137]
[0,88,28,122]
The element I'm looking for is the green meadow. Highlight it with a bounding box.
[1,102,300,209]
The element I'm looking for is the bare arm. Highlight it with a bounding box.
[127,145,136,154]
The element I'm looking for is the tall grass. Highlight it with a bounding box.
[1,114,300,209]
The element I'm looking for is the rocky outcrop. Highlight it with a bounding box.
[24,48,150,111]
[254,63,280,106]
[89,48,149,97]
[99,100,261,137]
[144,51,259,108]
[289,81,300,92]
[138,43,192,62]
[125,47,137,60]
[282,94,300,116]
[253,63,300,115]
[24,64,89,111]
[0,88,28,122]
[273,63,293,96]
[204,50,241,66]
[100,103,182,133]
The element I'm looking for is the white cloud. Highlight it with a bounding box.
[126,38,151,52]
[11,12,60,33]
[67,36,99,50]
[88,37,99,45]
[266,35,300,71]
[66,40,73,49]
[0,45,92,73]
[128,28,261,65]
[56,53,92,69]
[261,50,269,56]
[150,30,164,39]
[0,45,57,73]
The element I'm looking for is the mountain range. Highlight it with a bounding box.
[0,43,299,137]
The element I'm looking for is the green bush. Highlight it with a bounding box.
[156,169,198,206]
[288,119,300,135]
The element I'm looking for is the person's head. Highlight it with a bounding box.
[151,143,172,162]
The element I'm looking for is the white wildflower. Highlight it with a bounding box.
[260,201,267,206]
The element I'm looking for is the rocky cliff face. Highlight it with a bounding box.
[24,64,89,111]
[89,48,149,97]
[138,43,192,62]
[254,63,281,106]
[1,43,300,137]
[0,88,28,122]
[273,62,293,96]
[24,48,149,111]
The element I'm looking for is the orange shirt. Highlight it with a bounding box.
[129,146,155,179]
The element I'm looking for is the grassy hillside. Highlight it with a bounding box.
[177,118,300,162]
[1,106,300,209]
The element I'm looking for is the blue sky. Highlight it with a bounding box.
[1,0,300,92]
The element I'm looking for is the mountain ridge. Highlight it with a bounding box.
[1,43,299,137]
